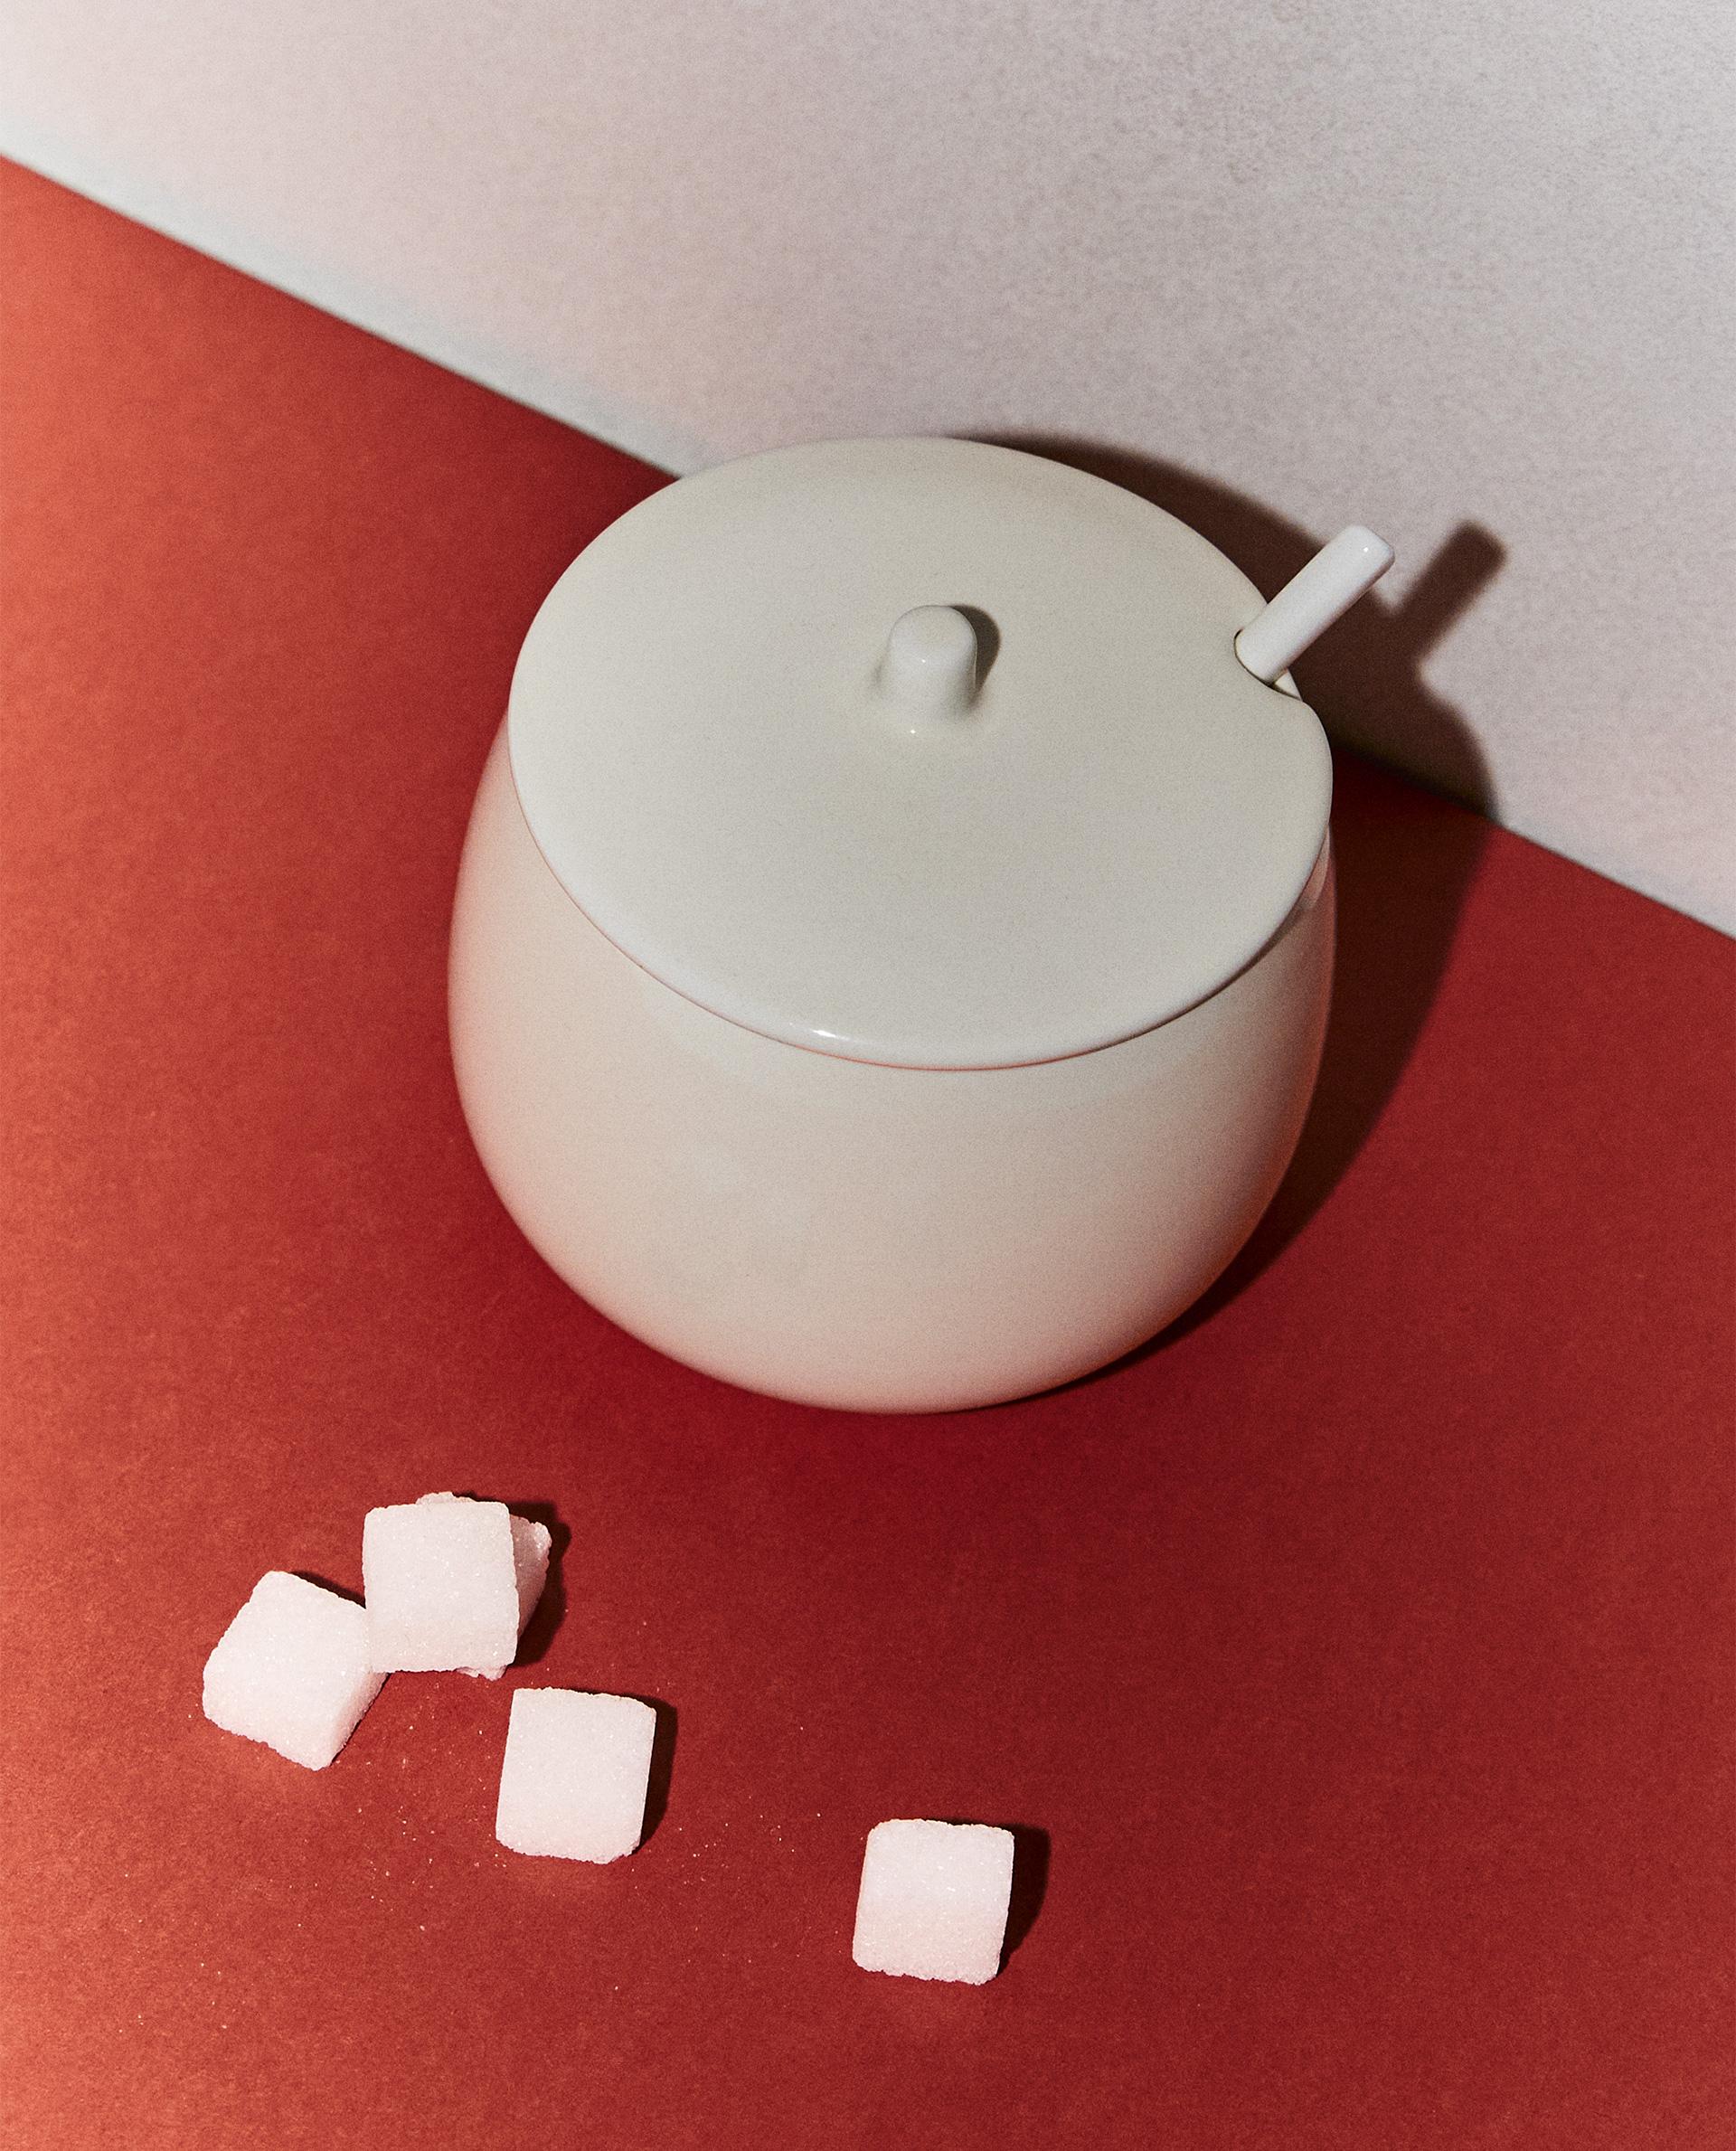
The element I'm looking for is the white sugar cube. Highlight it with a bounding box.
[495,1688,656,1863]
[461,1511,553,1680]
[363,1493,519,1674]
[852,1819,1014,1985]
[202,1571,385,1770]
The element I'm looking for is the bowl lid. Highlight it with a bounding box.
[507,437,1331,1069]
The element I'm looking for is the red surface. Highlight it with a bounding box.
[2,160,1732,2148]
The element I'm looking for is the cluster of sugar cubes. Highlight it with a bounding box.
[203,1493,659,1865]
[203,1491,1018,1976]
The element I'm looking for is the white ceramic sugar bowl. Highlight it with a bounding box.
[448,438,1391,1411]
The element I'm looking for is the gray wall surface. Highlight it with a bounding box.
[5,0,1731,927]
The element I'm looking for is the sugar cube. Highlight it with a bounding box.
[495,1688,656,1863]
[851,1819,1014,1985]
[363,1492,519,1674]
[202,1571,385,1771]
[461,1510,553,1679]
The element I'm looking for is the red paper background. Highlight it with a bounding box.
[2,160,1731,2148]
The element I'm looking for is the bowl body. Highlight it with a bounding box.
[449,731,1334,1412]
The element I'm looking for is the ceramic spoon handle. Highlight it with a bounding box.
[1234,525,1394,684]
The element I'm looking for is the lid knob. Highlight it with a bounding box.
[878,606,980,720]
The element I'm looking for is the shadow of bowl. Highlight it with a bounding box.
[977,437,1504,1367]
